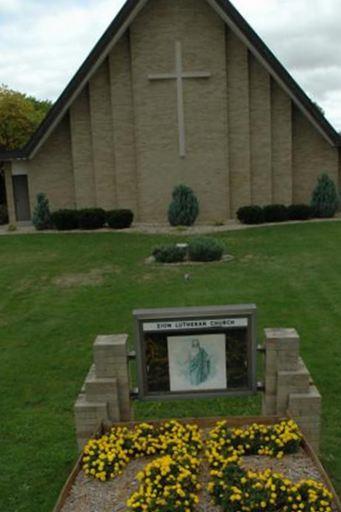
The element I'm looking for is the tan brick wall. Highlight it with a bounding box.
[271,80,293,204]
[109,33,139,214]
[292,106,339,203]
[89,58,117,210]
[70,86,96,208]
[28,115,75,212]
[249,54,272,205]
[23,0,341,223]
[227,28,251,216]
[130,0,229,222]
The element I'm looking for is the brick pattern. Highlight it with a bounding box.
[262,328,322,452]
[227,28,251,216]
[271,80,293,204]
[10,0,339,224]
[109,33,139,215]
[70,87,96,208]
[130,0,229,222]
[89,58,117,209]
[27,115,76,212]
[74,334,132,450]
[249,55,272,205]
[292,106,339,204]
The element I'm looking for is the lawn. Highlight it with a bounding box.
[0,222,340,511]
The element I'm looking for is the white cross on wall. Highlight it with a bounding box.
[148,41,211,158]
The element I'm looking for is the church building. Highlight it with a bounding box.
[1,0,340,224]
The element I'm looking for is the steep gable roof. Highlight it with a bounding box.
[1,0,340,161]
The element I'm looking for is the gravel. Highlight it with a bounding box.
[60,448,335,512]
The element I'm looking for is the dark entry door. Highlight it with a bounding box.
[12,175,31,221]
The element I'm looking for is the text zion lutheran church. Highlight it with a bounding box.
[1,0,340,224]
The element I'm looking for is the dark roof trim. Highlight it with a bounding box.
[0,0,340,162]
[0,148,26,161]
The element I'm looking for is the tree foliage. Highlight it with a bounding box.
[0,84,51,151]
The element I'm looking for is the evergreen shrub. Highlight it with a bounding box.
[287,204,314,221]
[32,193,51,230]
[51,209,79,230]
[188,237,224,262]
[311,173,339,218]
[78,208,106,230]
[153,245,187,263]
[263,204,288,223]
[168,185,199,226]
[237,205,264,224]
[107,209,134,229]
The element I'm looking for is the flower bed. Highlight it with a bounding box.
[56,418,340,512]
[206,421,333,512]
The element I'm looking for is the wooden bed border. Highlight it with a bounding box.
[52,416,341,511]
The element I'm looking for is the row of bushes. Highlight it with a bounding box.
[32,193,134,230]
[237,204,315,225]
[237,173,340,225]
[50,208,134,230]
[153,237,225,263]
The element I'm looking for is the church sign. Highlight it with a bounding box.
[133,305,257,400]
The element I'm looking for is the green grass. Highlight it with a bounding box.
[0,222,340,511]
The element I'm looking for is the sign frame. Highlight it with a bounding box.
[133,304,257,401]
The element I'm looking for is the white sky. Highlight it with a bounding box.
[0,0,341,129]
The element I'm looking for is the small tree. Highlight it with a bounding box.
[32,193,51,230]
[311,173,339,218]
[168,185,199,226]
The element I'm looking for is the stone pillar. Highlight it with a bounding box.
[262,328,321,452]
[3,162,16,225]
[93,334,132,421]
[288,386,321,452]
[74,334,132,450]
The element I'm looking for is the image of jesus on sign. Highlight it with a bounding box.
[167,334,227,392]
[188,339,210,386]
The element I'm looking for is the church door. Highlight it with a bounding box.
[12,175,31,221]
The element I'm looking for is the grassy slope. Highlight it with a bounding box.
[0,223,340,511]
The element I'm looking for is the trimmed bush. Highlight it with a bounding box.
[107,209,134,229]
[188,237,224,262]
[78,208,106,230]
[287,204,314,221]
[311,173,339,218]
[153,245,187,263]
[263,204,288,223]
[0,204,8,225]
[237,205,264,225]
[168,185,199,226]
[32,193,51,230]
[51,209,79,230]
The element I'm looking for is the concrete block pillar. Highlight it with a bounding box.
[262,328,300,415]
[262,328,322,452]
[288,386,321,452]
[74,334,132,450]
[94,334,131,421]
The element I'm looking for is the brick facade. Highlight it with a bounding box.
[9,0,339,224]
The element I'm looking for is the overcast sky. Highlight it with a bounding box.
[1,0,341,129]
